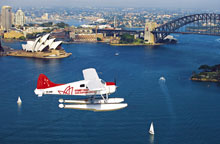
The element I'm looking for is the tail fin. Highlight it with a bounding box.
[37,74,63,89]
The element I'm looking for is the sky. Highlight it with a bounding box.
[0,0,220,9]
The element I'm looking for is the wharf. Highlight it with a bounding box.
[110,43,163,46]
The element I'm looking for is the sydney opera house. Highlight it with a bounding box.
[8,33,71,58]
[22,33,62,52]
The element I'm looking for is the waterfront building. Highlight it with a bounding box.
[24,27,48,34]
[15,9,25,27]
[4,30,24,39]
[71,33,103,42]
[98,25,112,29]
[50,31,70,41]
[0,14,1,30]
[11,12,15,25]
[1,6,12,31]
[114,16,117,28]
[0,36,3,51]
[41,13,48,20]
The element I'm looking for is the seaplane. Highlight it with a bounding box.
[34,68,128,111]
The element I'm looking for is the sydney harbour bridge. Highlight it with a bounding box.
[95,13,220,44]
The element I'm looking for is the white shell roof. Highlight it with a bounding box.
[31,37,40,51]
[50,41,62,49]
[45,38,55,47]
[38,44,48,52]
[22,44,32,51]
[22,34,62,52]
[40,33,50,43]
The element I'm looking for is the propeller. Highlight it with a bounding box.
[114,77,117,85]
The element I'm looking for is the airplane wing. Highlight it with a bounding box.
[83,68,105,91]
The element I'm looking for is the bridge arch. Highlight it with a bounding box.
[152,13,220,43]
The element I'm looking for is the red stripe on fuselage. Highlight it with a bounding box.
[106,82,115,86]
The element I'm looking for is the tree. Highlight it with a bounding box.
[40,22,53,27]
[120,34,134,44]
[19,36,26,40]
[56,22,69,28]
[198,64,211,71]
[97,37,102,41]
[44,28,52,33]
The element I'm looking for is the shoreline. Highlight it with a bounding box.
[7,50,72,59]
[2,38,166,46]
[191,77,219,82]
[110,43,164,46]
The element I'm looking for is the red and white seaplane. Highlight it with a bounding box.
[34,68,127,111]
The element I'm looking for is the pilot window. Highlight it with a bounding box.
[80,84,85,87]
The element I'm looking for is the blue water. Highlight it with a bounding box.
[1,34,220,144]
[64,19,91,27]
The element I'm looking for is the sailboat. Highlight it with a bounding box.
[17,96,22,104]
[149,122,155,135]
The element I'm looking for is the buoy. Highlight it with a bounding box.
[149,122,155,135]
[17,96,22,104]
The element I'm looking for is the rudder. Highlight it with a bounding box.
[37,74,63,89]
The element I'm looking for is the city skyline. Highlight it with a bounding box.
[1,0,220,9]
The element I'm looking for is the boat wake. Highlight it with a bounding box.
[159,77,169,97]
[159,77,176,118]
[216,38,220,43]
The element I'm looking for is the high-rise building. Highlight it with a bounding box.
[1,6,12,31]
[11,12,15,25]
[15,9,25,27]
[114,16,117,28]
[41,13,48,20]
[0,14,1,29]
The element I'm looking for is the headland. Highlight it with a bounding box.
[191,64,220,82]
[2,33,72,59]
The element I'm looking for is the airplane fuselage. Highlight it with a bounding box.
[34,79,116,97]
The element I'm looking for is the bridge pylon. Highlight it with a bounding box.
[144,22,158,44]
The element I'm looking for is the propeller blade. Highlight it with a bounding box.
[114,77,117,85]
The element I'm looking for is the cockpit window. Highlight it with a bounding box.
[80,84,85,87]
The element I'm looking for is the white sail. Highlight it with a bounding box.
[149,122,154,135]
[17,96,22,104]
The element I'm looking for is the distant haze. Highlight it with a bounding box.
[0,0,220,9]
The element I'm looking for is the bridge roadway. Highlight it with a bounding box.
[152,31,220,36]
[95,29,220,36]
[94,13,220,43]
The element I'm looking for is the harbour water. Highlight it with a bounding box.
[1,34,220,144]
[64,18,91,27]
